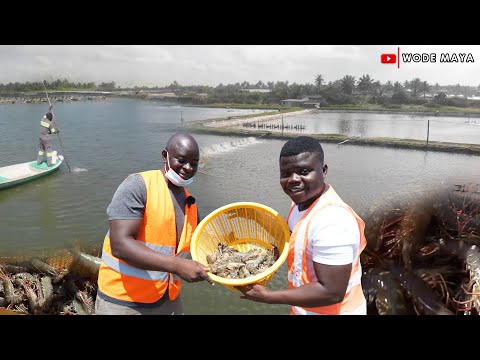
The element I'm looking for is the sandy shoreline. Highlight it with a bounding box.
[203,109,315,128]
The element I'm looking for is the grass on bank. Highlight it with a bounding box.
[322,103,480,114]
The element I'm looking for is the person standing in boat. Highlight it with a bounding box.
[37,105,60,166]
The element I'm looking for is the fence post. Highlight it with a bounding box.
[426,119,430,146]
[281,115,284,136]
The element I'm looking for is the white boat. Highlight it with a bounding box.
[0,155,64,190]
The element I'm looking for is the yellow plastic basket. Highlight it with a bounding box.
[190,202,290,292]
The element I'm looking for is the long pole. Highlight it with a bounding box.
[426,119,430,147]
[42,80,71,172]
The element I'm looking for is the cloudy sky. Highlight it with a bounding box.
[1,45,479,88]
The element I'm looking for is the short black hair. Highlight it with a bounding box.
[280,136,324,163]
[46,112,53,120]
[166,132,197,151]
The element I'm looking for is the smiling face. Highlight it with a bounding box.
[162,134,199,181]
[280,152,328,211]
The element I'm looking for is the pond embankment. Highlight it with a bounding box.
[187,109,480,156]
[0,92,108,105]
[317,108,480,118]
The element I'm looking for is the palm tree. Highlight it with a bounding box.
[315,74,324,88]
[393,81,403,94]
[340,75,356,95]
[409,78,422,98]
[419,81,431,99]
[383,81,394,92]
[357,74,374,96]
[371,81,382,102]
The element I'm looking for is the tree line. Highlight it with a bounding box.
[0,79,117,93]
[1,76,480,109]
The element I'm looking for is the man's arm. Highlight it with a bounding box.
[107,175,213,284]
[238,206,358,306]
[109,218,178,272]
[50,120,59,133]
[238,263,352,307]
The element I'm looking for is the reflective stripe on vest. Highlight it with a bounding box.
[102,251,170,281]
[41,121,50,128]
[287,185,367,315]
[100,236,191,282]
[97,170,197,304]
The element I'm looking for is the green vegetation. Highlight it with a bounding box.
[320,103,480,113]
[0,79,117,93]
[3,77,479,156]
[3,76,480,115]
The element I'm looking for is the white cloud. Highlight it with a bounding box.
[0,45,479,87]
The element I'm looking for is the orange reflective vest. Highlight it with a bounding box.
[97,170,198,304]
[286,185,366,315]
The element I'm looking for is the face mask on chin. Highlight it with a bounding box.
[164,151,194,187]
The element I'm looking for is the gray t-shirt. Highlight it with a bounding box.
[107,173,186,245]
[107,174,147,220]
[101,173,187,308]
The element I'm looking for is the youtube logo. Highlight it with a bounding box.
[381,53,396,64]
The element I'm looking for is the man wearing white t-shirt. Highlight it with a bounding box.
[238,136,367,315]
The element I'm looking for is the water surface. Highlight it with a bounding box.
[231,111,480,145]
[1,98,479,314]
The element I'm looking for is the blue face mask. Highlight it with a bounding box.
[164,151,194,187]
